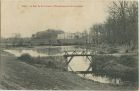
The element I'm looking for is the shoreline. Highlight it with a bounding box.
[0,50,138,90]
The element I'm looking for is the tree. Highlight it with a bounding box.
[11,33,23,46]
[89,0,138,47]
[107,0,138,45]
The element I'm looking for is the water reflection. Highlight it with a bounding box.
[68,56,90,71]
[78,74,121,84]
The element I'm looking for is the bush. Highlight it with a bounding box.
[107,48,119,54]
[92,55,138,82]
[18,54,67,71]
[97,51,106,54]
[41,56,67,71]
[117,55,138,67]
[18,53,33,62]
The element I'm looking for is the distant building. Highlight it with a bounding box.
[57,32,84,40]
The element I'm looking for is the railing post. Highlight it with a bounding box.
[64,55,68,71]
[91,55,94,72]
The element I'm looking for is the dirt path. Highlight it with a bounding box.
[0,51,138,90]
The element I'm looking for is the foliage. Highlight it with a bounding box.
[89,1,138,46]
[18,54,66,71]
[92,55,138,82]
[117,55,138,67]
[18,53,33,62]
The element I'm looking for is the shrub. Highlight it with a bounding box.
[117,55,138,67]
[18,55,67,71]
[18,53,33,62]
[92,55,138,82]
[107,48,119,54]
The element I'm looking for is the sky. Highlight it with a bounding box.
[1,0,111,38]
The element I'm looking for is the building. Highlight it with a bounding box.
[57,32,84,40]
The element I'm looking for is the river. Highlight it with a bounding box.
[4,46,122,84]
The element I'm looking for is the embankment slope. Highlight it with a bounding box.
[0,51,138,90]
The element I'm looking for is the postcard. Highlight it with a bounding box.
[0,0,138,90]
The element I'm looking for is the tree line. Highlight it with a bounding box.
[89,0,138,47]
[2,1,138,47]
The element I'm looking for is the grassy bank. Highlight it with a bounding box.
[17,53,67,71]
[92,54,138,83]
[0,51,138,90]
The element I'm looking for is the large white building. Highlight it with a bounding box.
[57,32,84,39]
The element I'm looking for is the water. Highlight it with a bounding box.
[4,46,121,84]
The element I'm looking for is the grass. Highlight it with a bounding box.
[117,55,138,67]
[91,55,138,82]
[18,53,67,71]
[12,47,139,83]
[18,53,138,83]
[1,50,138,90]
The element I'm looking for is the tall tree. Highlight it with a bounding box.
[90,0,138,46]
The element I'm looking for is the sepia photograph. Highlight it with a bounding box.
[0,0,138,90]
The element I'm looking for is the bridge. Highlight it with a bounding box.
[63,50,137,75]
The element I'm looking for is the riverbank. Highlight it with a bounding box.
[92,54,138,83]
[0,51,138,90]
